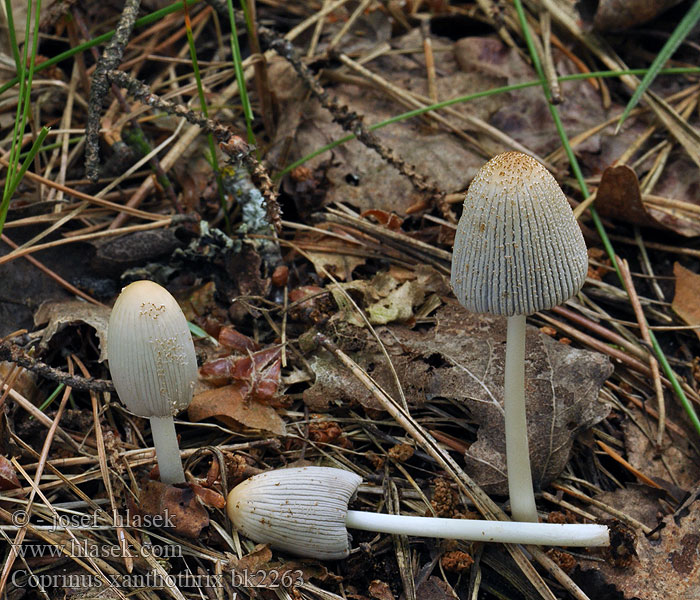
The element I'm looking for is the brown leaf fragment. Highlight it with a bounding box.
[595,165,660,228]
[580,501,700,600]
[189,483,226,509]
[596,166,700,236]
[0,456,21,490]
[267,31,483,215]
[200,347,283,405]
[294,229,366,281]
[189,383,286,435]
[136,480,209,538]
[34,301,111,362]
[303,352,389,412]
[369,580,395,600]
[414,576,459,600]
[585,0,685,31]
[623,406,700,492]
[218,326,259,352]
[228,544,272,579]
[361,209,404,231]
[672,262,700,343]
[331,270,434,327]
[307,304,612,492]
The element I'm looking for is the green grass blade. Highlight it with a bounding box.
[0,127,50,233]
[188,321,219,345]
[226,0,255,145]
[37,383,65,412]
[274,67,700,179]
[2,0,42,238]
[513,0,700,438]
[183,2,229,231]
[18,136,83,160]
[616,0,700,132]
[6,0,33,182]
[3,0,21,72]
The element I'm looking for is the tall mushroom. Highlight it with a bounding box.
[107,280,198,484]
[450,152,588,522]
[227,467,609,559]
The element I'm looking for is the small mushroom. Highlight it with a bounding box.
[107,280,198,484]
[450,152,588,522]
[226,467,609,559]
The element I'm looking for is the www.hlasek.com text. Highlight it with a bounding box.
[12,540,182,560]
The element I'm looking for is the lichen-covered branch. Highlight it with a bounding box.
[0,343,115,393]
[85,0,142,181]
[101,70,281,232]
[262,33,450,219]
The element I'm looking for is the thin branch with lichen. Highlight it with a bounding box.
[261,33,451,220]
[85,0,142,181]
[88,69,282,233]
[0,343,115,393]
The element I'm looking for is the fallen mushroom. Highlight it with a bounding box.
[450,152,588,522]
[107,280,198,484]
[226,466,609,559]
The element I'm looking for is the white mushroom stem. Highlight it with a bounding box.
[227,467,611,559]
[505,314,538,522]
[149,416,185,484]
[345,511,609,546]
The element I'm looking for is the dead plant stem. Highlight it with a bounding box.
[618,258,666,446]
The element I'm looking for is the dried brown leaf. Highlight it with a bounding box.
[596,166,700,236]
[0,456,21,491]
[229,544,272,574]
[34,301,111,362]
[590,486,664,530]
[294,229,366,281]
[268,31,484,215]
[329,269,439,327]
[583,0,686,31]
[189,483,226,509]
[306,305,612,492]
[369,580,395,600]
[455,37,632,166]
[581,496,700,599]
[672,262,700,342]
[189,383,286,435]
[622,405,700,492]
[136,480,209,539]
[414,576,458,600]
[218,326,258,352]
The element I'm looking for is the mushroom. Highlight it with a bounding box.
[107,280,198,484]
[450,152,588,522]
[226,467,609,559]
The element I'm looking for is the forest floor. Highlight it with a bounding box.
[1,1,700,599]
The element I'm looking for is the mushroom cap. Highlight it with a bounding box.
[107,280,198,417]
[227,466,362,560]
[451,152,588,316]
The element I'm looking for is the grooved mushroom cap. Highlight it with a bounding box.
[107,280,198,417]
[227,466,362,560]
[451,152,588,316]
